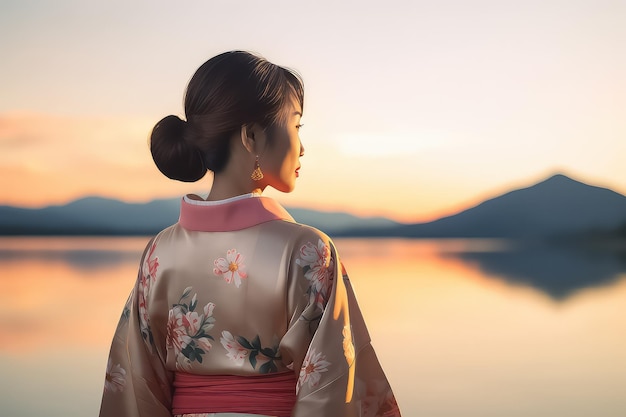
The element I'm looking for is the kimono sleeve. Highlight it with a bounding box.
[280,230,401,417]
[99,238,173,417]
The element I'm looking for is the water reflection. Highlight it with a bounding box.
[0,236,146,271]
[0,249,142,270]
[443,240,626,300]
[1,237,625,416]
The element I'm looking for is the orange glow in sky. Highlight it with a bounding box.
[1,2,625,222]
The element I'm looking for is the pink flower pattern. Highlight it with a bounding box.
[220,331,281,373]
[296,239,334,309]
[166,287,216,366]
[104,358,126,393]
[297,348,331,394]
[220,330,249,366]
[138,241,159,350]
[166,306,187,356]
[143,241,159,280]
[213,249,248,288]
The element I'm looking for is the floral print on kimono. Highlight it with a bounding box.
[138,241,159,350]
[167,287,216,371]
[221,331,282,373]
[296,239,334,310]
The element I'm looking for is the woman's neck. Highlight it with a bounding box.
[206,172,263,201]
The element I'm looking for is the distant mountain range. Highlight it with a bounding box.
[0,195,399,236]
[447,240,626,299]
[1,173,626,238]
[336,173,626,239]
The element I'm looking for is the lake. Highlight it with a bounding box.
[0,236,625,416]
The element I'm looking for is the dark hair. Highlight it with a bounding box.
[149,51,304,182]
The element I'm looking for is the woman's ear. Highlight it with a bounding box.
[240,124,267,154]
[240,124,256,154]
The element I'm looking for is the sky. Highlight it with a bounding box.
[1,0,625,222]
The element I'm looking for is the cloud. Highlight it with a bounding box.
[0,112,197,207]
[0,133,45,150]
[0,112,154,165]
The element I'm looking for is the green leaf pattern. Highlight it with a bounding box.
[166,286,216,369]
[220,331,281,374]
[138,241,159,352]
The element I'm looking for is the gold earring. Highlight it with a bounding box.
[251,155,264,181]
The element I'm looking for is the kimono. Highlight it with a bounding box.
[100,193,400,417]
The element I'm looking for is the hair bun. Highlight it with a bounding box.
[149,115,207,182]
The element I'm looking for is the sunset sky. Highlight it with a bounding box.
[1,0,625,222]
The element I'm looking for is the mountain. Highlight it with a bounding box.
[0,196,399,236]
[0,197,181,235]
[2,173,625,237]
[337,174,626,238]
[447,241,626,299]
[288,208,399,232]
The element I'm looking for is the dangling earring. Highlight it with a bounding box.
[251,155,264,181]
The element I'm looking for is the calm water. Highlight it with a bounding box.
[0,237,625,417]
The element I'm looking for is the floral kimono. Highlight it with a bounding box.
[100,193,400,417]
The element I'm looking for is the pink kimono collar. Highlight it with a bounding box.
[179,194,295,232]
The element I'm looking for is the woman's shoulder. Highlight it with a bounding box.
[272,218,335,248]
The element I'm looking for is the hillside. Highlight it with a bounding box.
[0,197,398,236]
[337,174,626,238]
[2,173,625,238]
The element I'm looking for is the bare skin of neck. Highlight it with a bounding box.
[206,126,267,201]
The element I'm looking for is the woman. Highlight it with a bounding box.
[100,51,400,417]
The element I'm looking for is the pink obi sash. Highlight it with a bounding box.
[172,371,297,417]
